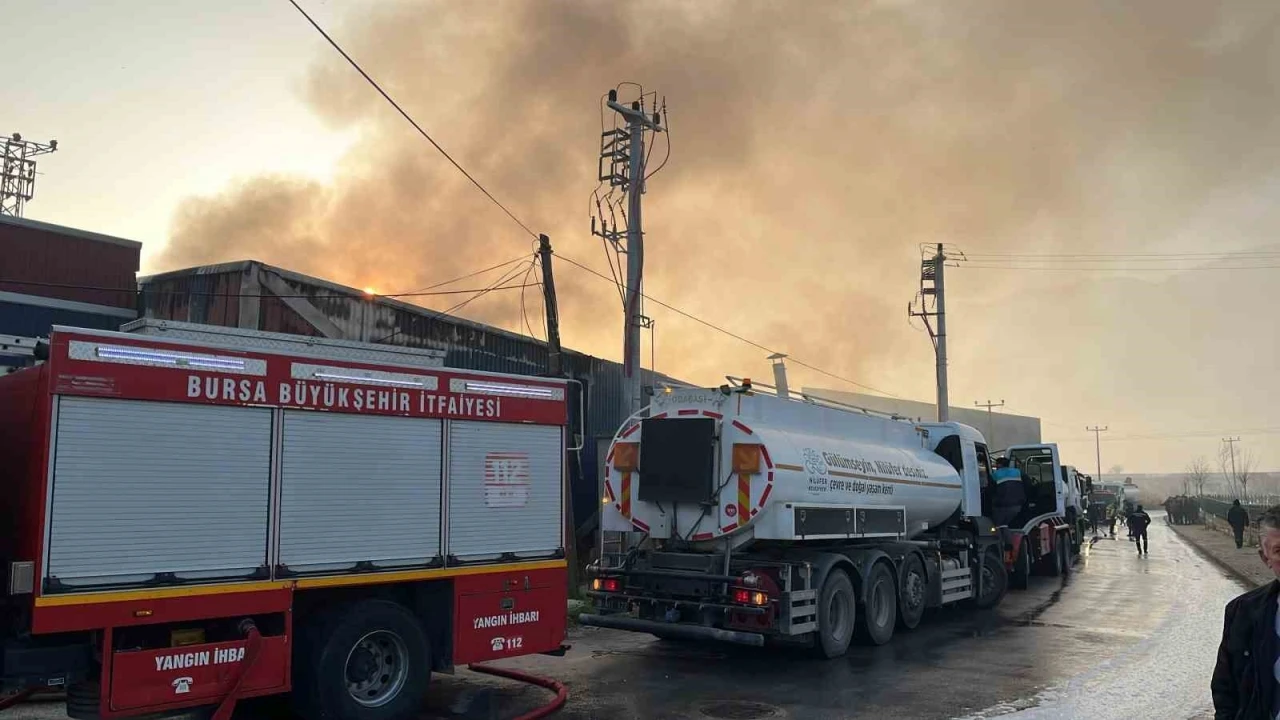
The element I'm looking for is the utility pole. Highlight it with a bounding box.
[601,89,663,415]
[1224,436,1241,500]
[909,244,949,421]
[535,233,578,591]
[975,399,1004,448]
[537,234,562,377]
[1,133,58,217]
[1087,426,1108,484]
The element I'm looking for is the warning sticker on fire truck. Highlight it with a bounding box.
[484,452,531,508]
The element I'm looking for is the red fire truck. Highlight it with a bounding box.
[0,326,569,719]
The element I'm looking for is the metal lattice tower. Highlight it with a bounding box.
[1,133,59,217]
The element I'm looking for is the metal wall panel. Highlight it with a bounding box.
[279,411,443,573]
[447,421,562,562]
[0,217,140,310]
[46,397,272,588]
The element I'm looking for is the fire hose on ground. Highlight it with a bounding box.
[469,663,568,720]
[0,689,37,712]
[0,653,568,720]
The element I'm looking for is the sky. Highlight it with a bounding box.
[6,0,1280,475]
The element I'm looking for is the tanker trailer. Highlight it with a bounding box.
[580,381,1033,658]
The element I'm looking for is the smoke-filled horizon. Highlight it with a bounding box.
[156,0,1280,473]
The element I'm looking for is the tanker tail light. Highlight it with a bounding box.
[732,588,769,606]
[592,577,622,593]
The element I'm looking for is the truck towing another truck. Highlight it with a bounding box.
[581,381,1081,656]
[0,326,570,720]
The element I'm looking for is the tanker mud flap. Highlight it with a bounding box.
[578,614,765,647]
[781,589,817,635]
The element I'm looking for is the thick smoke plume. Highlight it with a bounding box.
[161,0,1280,407]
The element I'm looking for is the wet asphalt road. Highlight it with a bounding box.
[1,517,1246,720]
[428,517,1244,720]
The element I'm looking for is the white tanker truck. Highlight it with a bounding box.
[581,381,1077,656]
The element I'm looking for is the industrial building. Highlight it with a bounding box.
[138,259,687,541]
[0,216,140,368]
[803,387,1043,450]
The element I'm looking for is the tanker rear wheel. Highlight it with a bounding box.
[856,562,897,646]
[973,548,1008,610]
[897,554,926,631]
[812,568,855,659]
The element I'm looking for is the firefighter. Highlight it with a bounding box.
[991,457,1025,527]
[1129,504,1152,556]
[1228,500,1250,550]
[1108,507,1118,538]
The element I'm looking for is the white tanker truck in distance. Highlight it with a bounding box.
[580,381,1062,657]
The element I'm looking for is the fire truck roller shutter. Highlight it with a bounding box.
[46,397,272,589]
[279,411,444,574]
[447,421,562,562]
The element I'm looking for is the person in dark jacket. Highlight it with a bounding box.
[1212,505,1280,719]
[1229,500,1251,550]
[1128,505,1152,555]
[991,457,1026,527]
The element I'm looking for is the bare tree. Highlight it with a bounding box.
[1186,455,1211,497]
[1238,447,1257,504]
[1219,441,1238,498]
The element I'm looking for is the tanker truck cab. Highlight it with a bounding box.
[997,443,1078,585]
[582,385,1009,658]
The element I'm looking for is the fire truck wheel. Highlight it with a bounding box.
[1010,540,1030,590]
[857,562,897,646]
[896,554,927,631]
[973,548,1008,610]
[1058,534,1072,577]
[812,568,855,659]
[294,599,431,720]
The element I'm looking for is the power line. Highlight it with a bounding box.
[438,257,536,318]
[284,0,537,239]
[959,264,1280,272]
[2,277,534,300]
[1058,427,1280,442]
[965,250,1280,259]
[555,252,902,398]
[371,256,538,343]
[397,254,530,295]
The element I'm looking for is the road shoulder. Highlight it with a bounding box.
[1168,521,1270,588]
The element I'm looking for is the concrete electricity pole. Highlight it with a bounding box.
[604,90,663,415]
[1087,425,1108,484]
[909,244,950,421]
[1224,436,1241,499]
[975,399,1004,448]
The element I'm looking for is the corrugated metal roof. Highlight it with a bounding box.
[138,260,690,439]
[0,215,143,250]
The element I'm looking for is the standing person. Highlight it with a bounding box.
[1211,505,1280,719]
[1128,505,1152,555]
[1108,507,1118,538]
[1228,500,1250,550]
[991,457,1026,527]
